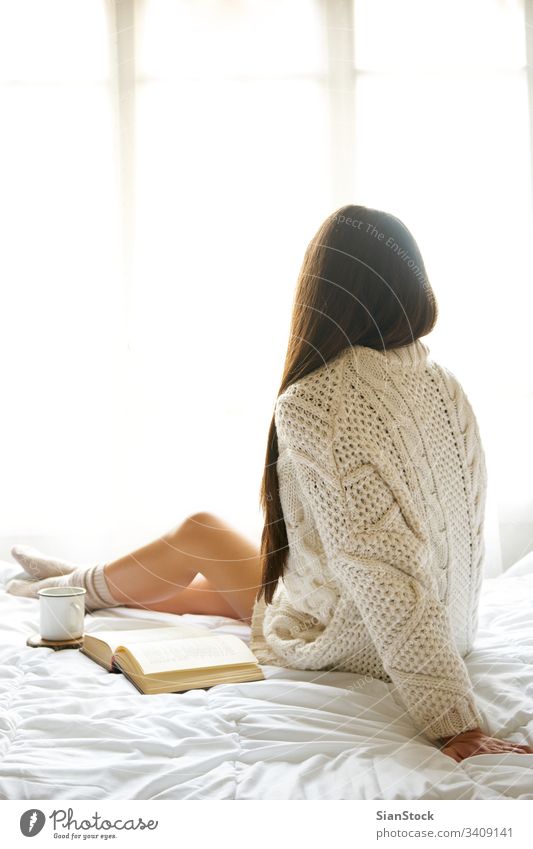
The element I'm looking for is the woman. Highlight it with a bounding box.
[8,204,531,764]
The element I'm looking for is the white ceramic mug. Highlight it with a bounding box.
[38,586,86,641]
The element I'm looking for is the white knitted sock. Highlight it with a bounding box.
[11,545,81,579]
[6,564,121,612]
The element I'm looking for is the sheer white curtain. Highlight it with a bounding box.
[0,1,124,562]
[350,0,533,574]
[1,0,532,575]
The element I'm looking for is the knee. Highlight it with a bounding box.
[185,512,220,530]
[163,512,220,542]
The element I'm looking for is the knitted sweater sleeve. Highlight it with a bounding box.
[275,389,484,743]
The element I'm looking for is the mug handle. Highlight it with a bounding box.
[68,600,84,634]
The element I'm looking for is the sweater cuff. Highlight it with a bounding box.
[249,596,274,664]
[423,696,484,742]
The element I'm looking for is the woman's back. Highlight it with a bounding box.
[251,338,488,741]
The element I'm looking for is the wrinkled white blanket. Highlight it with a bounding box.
[0,558,532,800]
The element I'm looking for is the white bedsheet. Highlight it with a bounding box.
[0,559,532,800]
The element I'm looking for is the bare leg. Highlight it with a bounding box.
[146,574,245,619]
[103,512,262,623]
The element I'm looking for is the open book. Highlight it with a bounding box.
[80,624,264,694]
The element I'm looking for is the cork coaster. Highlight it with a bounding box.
[26,632,84,651]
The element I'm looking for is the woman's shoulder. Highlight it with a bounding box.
[276,347,350,417]
[274,350,351,460]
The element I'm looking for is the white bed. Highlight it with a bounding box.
[0,557,532,800]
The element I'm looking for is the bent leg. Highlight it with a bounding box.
[103,512,262,621]
[146,573,243,619]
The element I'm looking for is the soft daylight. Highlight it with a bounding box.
[1,0,533,837]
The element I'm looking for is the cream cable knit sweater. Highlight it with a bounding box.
[251,338,488,742]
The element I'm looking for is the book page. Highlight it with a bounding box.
[121,633,258,675]
[86,624,210,654]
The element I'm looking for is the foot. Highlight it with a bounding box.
[11,545,81,580]
[6,563,119,612]
[6,571,81,600]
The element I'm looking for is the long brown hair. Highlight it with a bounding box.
[257,204,438,604]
